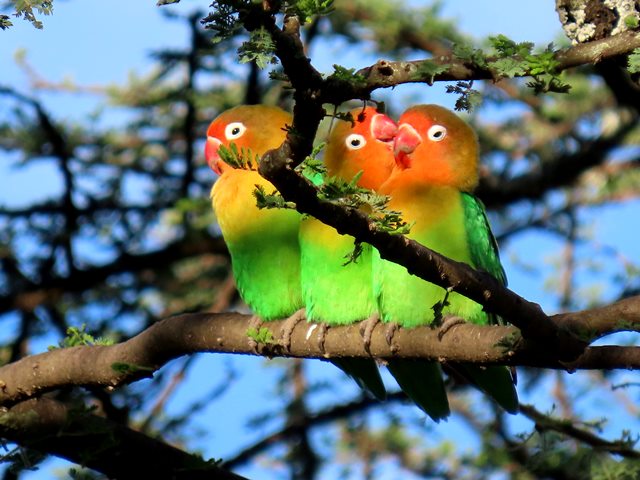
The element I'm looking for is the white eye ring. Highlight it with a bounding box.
[225,122,246,140]
[427,124,447,141]
[345,133,367,150]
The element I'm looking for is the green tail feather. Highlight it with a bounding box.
[387,359,450,422]
[330,358,386,401]
[453,364,519,414]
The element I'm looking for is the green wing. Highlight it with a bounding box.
[462,193,506,288]
[460,193,518,414]
[386,359,450,422]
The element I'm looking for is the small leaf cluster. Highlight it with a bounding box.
[0,14,11,29]
[318,173,412,235]
[5,0,53,29]
[254,184,297,210]
[218,143,260,170]
[285,0,334,25]
[486,35,571,94]
[327,65,368,89]
[628,48,640,74]
[253,141,326,210]
[415,60,451,85]
[453,43,488,68]
[238,27,278,69]
[294,141,327,185]
[246,326,275,345]
[445,80,482,111]
[201,0,246,44]
[52,324,114,349]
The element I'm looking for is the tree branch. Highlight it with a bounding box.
[322,30,640,102]
[520,404,640,459]
[0,397,248,479]
[1,296,639,408]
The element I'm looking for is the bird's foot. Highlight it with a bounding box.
[247,315,263,354]
[316,322,329,355]
[437,315,466,341]
[279,308,306,353]
[359,313,380,355]
[384,322,400,354]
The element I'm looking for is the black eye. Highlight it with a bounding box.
[225,122,246,140]
[345,133,366,150]
[427,125,447,141]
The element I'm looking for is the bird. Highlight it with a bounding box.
[373,104,518,416]
[299,106,396,401]
[206,105,304,323]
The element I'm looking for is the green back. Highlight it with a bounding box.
[299,218,376,324]
[461,192,507,325]
[374,189,504,327]
[227,208,303,320]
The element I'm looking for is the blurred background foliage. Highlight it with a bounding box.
[1,0,640,478]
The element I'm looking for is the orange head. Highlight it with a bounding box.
[204,105,292,175]
[324,106,397,190]
[392,104,479,192]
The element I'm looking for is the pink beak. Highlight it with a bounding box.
[371,113,398,142]
[393,124,421,169]
[205,136,223,174]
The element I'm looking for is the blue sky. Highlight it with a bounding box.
[3,1,640,479]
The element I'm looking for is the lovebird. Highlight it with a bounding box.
[374,104,518,416]
[206,105,304,321]
[299,106,396,400]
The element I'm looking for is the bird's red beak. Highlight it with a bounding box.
[393,124,421,169]
[371,113,398,142]
[205,136,223,174]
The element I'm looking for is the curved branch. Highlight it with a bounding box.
[0,297,639,408]
[323,30,640,102]
[1,397,248,480]
[520,404,640,459]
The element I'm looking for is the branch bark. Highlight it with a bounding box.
[1,295,639,408]
[0,397,248,479]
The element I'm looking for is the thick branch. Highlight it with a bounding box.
[1,397,248,480]
[1,297,639,407]
[322,30,640,102]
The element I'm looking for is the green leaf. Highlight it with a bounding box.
[490,57,528,78]
[218,143,260,170]
[489,34,533,57]
[628,48,640,74]
[328,65,367,88]
[452,43,487,68]
[246,327,275,345]
[253,184,296,210]
[0,15,13,30]
[10,0,53,29]
[286,0,334,24]
[445,80,482,111]
[238,27,278,69]
[415,60,450,84]
[624,15,639,29]
[50,324,114,349]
